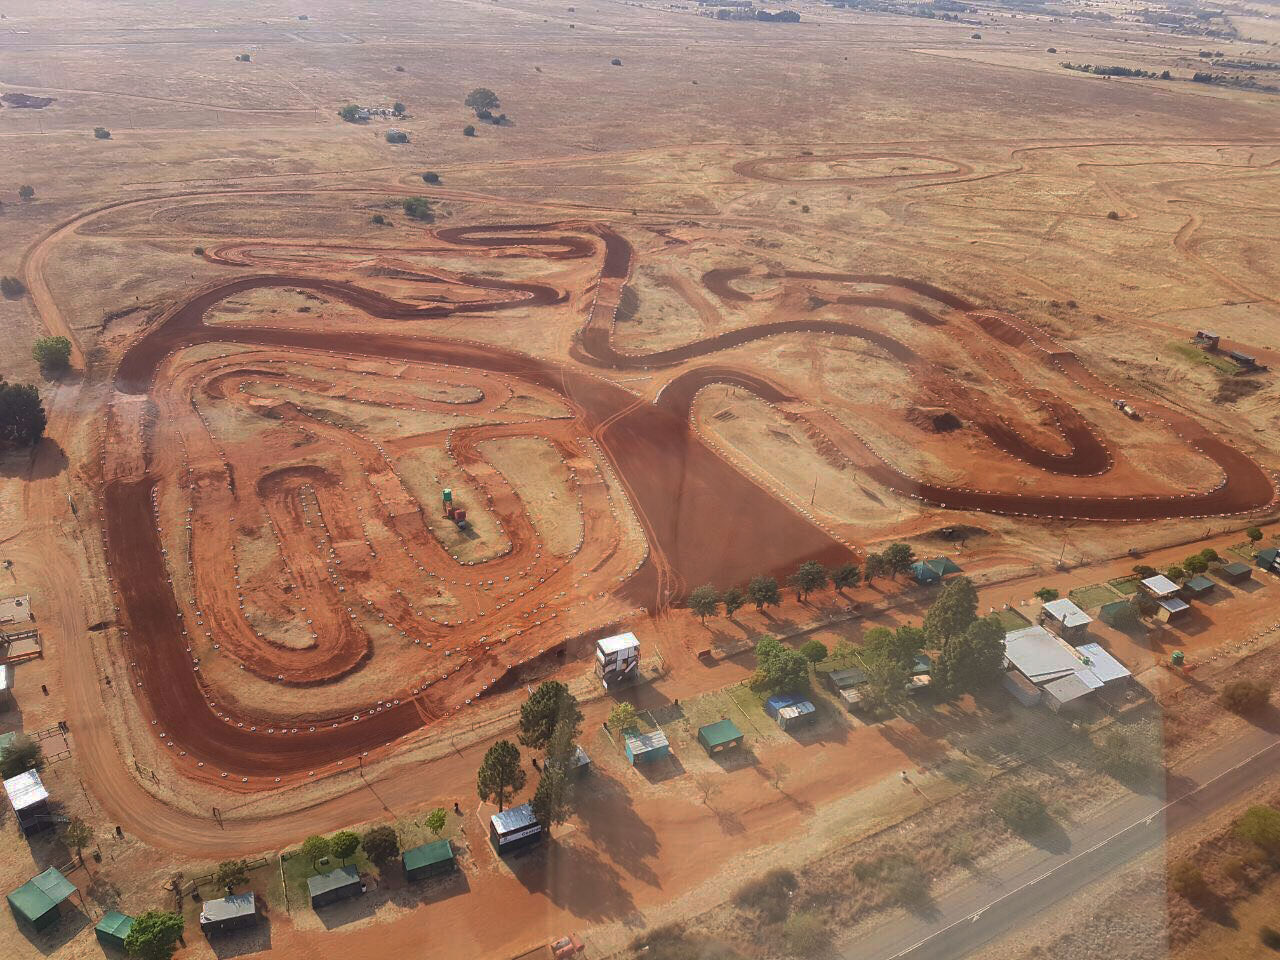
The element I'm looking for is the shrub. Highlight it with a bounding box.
[1,276,27,298]
[338,103,363,123]
[1169,859,1207,899]
[1097,730,1151,781]
[0,736,43,779]
[853,852,930,905]
[733,868,797,923]
[422,171,440,183]
[93,126,111,139]
[971,32,981,38]
[1165,565,1185,582]
[393,101,406,114]
[1132,564,1157,578]
[1034,587,1060,602]
[800,639,827,663]
[18,184,35,200]
[608,701,638,732]
[193,247,205,256]
[402,196,433,221]
[1219,679,1271,715]
[361,824,400,863]
[1235,805,1280,853]
[1107,210,1120,220]
[33,335,72,372]
[463,124,476,137]
[1047,46,1057,53]
[395,65,405,71]
[385,129,409,143]
[782,912,829,956]
[611,57,622,66]
[1222,855,1247,883]
[1261,926,1280,949]
[371,214,386,225]
[1247,526,1263,543]
[994,785,1047,833]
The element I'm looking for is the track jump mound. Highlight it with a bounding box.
[907,407,962,432]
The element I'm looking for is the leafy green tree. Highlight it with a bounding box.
[463,124,476,137]
[93,126,111,139]
[360,825,400,863]
[465,88,500,115]
[301,834,331,867]
[0,276,25,298]
[422,171,441,184]
[531,760,573,832]
[1183,555,1209,575]
[1235,804,1280,853]
[864,625,925,672]
[788,560,828,600]
[1132,564,1157,578]
[607,701,638,732]
[385,129,409,144]
[0,735,43,779]
[337,104,363,123]
[1165,565,1185,582]
[747,575,781,612]
[402,196,433,221]
[33,336,71,372]
[61,817,92,864]
[752,636,809,695]
[722,586,747,619]
[214,859,249,890]
[123,910,185,960]
[517,681,582,751]
[331,830,360,863]
[800,639,827,663]
[1107,599,1142,632]
[863,552,886,584]
[18,184,35,201]
[861,652,909,712]
[393,101,406,114]
[1034,587,1059,602]
[0,381,47,450]
[425,807,448,838]
[830,562,860,591]
[934,615,1005,695]
[882,543,916,579]
[1246,526,1264,544]
[1198,547,1219,562]
[477,739,525,811]
[687,584,720,623]
[923,576,978,644]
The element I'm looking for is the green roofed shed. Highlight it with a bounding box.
[910,556,962,584]
[307,865,364,908]
[8,866,76,931]
[403,839,456,882]
[1099,599,1133,627]
[697,718,744,755]
[1182,574,1214,597]
[95,910,134,949]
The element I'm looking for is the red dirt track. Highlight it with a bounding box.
[100,221,1273,779]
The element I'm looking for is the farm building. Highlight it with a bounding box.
[1215,561,1253,584]
[1257,548,1280,574]
[1139,575,1190,622]
[826,666,869,712]
[1181,575,1215,599]
[1002,625,1132,712]
[7,867,75,932]
[4,768,52,835]
[489,803,544,856]
[595,632,640,689]
[765,694,817,731]
[403,839,456,882]
[307,865,364,908]
[697,719,744,755]
[1039,598,1092,642]
[910,556,962,585]
[199,892,258,935]
[623,729,670,765]
[95,910,134,949]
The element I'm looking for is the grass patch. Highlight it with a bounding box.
[1168,341,1239,375]
[991,607,1031,631]
[1109,575,1140,595]
[281,849,377,907]
[1069,582,1120,610]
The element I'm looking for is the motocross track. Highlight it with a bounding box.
[99,221,1274,781]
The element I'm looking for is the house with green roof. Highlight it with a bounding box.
[307,865,364,909]
[696,718,744,755]
[403,839,456,882]
[8,866,76,932]
[94,910,134,950]
[910,556,962,585]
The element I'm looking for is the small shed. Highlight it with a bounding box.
[1002,670,1041,707]
[1140,574,1181,599]
[911,653,933,676]
[489,803,544,856]
[1155,596,1191,622]
[307,865,364,908]
[8,867,75,932]
[697,719,744,755]
[1215,561,1253,584]
[1041,671,1099,713]
[910,556,962,585]
[569,743,591,777]
[1256,547,1280,573]
[199,892,257,935]
[776,700,817,731]
[4,768,51,835]
[95,910,134,949]
[826,666,867,691]
[1181,575,1215,599]
[763,694,801,718]
[623,729,670,765]
[1040,598,1093,642]
[403,839,456,882]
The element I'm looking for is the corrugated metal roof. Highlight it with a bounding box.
[624,729,669,753]
[307,865,361,898]
[1003,625,1084,683]
[597,632,639,655]
[490,802,538,834]
[1042,598,1092,628]
[1043,672,1094,705]
[200,893,256,923]
[7,867,74,922]
[777,701,816,720]
[1074,643,1131,684]
[1141,575,1180,597]
[3,769,48,811]
[698,719,743,747]
[1158,596,1190,614]
[403,839,454,871]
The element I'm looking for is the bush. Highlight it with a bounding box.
[393,101,406,114]
[1235,805,1280,853]
[0,735,43,779]
[1132,564,1157,578]
[1107,210,1120,220]
[463,124,476,137]
[1047,47,1057,53]
[1219,679,1271,715]
[782,912,829,956]
[361,824,400,863]
[1097,730,1152,781]
[18,184,35,201]
[422,171,440,183]
[33,335,72,372]
[371,214,386,225]
[1165,565,1185,582]
[800,639,827,663]
[1,276,27,298]
[733,867,797,923]
[338,104,363,123]
[1170,859,1208,899]
[1034,587,1059,602]
[385,130,409,143]
[1261,925,1280,949]
[611,57,622,66]
[193,247,205,256]
[853,852,930,905]
[994,785,1047,833]
[1222,855,1247,883]
[402,196,433,221]
[93,126,111,139]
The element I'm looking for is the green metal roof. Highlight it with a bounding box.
[697,718,743,748]
[1184,574,1214,592]
[1219,561,1251,576]
[8,867,75,923]
[95,910,133,943]
[403,839,454,871]
[306,865,361,898]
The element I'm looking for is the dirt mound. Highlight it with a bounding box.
[1,92,55,108]
[906,406,962,432]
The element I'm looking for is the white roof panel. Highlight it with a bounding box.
[1074,643,1131,684]
[1042,598,1093,628]
[597,632,639,655]
[3,769,48,811]
[1158,596,1191,614]
[1141,575,1180,597]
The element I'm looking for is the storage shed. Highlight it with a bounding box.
[95,910,134,949]
[910,556,962,585]
[199,893,257,935]
[1215,561,1253,584]
[1256,547,1280,574]
[307,865,364,908]
[569,743,591,777]
[489,803,544,856]
[1039,598,1093,642]
[1181,575,1215,599]
[8,867,75,932]
[4,768,52,835]
[777,701,816,730]
[697,719,744,755]
[403,839,456,882]
[623,729,670,765]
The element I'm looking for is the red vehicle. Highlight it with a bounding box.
[512,934,584,959]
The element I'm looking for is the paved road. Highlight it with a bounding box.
[848,723,1280,960]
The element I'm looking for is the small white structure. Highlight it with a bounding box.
[1040,597,1093,641]
[1140,575,1190,621]
[0,596,32,630]
[595,632,640,689]
[4,769,51,835]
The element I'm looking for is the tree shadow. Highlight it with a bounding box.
[315,892,376,930]
[0,437,67,480]
[209,920,272,959]
[1015,815,1072,855]
[510,839,638,923]
[574,769,661,887]
[635,752,685,784]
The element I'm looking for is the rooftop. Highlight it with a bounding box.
[1219,561,1251,576]
[1183,574,1215,593]
[8,867,76,922]
[403,839,454,871]
[624,729,670,753]
[1158,596,1191,614]
[1042,597,1092,628]
[1141,574,1181,597]
[1074,642,1132,684]
[1042,671,1096,705]
[491,802,538,834]
[307,865,361,899]
[698,718,743,747]
[1004,625,1084,683]
[4,769,49,811]
[0,595,32,627]
[597,632,639,655]
[200,892,256,923]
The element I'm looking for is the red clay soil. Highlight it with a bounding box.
[99,221,1274,780]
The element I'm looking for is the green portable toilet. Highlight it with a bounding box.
[95,910,134,950]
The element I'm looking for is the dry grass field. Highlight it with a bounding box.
[2,0,1280,957]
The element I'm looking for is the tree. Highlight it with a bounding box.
[933,615,1004,695]
[831,562,860,591]
[531,760,573,831]
[424,807,448,838]
[752,636,809,695]
[1219,679,1271,715]
[301,834,332,867]
[1034,587,1060,602]
[371,214,386,225]
[360,824,400,863]
[93,126,111,139]
[1132,564,1157,578]
[393,101,406,114]
[1235,804,1280,853]
[62,817,92,864]
[1183,555,1209,575]
[0,381,47,451]
[477,739,525,811]
[1247,526,1264,543]
[385,130,409,144]
[611,57,623,66]
[517,681,582,751]
[331,830,360,863]
[687,584,720,623]
[214,859,249,890]
[863,552,886,584]
[0,735,43,779]
[463,124,476,137]
[337,104,363,123]
[608,701,638,732]
[402,196,433,221]
[1,276,26,298]
[861,652,909,712]
[1198,547,1219,562]
[788,560,828,600]
[33,336,71,372]
[18,184,35,200]
[464,88,500,116]
[993,785,1047,833]
[422,171,441,184]
[800,639,827,663]
[864,625,925,672]
[923,576,978,645]
[1170,860,1208,899]
[123,910,185,960]
[1165,565,1185,582]
[747,575,781,612]
[1107,599,1142,632]
[722,586,747,619]
[882,543,916,579]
